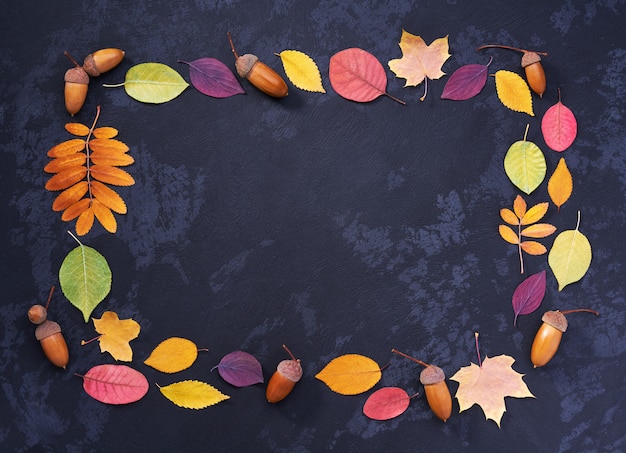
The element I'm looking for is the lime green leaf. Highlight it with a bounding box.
[59,232,112,322]
[106,63,189,104]
[548,212,592,291]
[504,125,546,194]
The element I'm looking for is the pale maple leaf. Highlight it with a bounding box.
[450,354,534,427]
[89,311,140,361]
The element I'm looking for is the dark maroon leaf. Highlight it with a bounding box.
[178,58,244,98]
[512,270,546,326]
[211,351,264,387]
[440,59,491,101]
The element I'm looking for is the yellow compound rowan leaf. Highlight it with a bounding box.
[276,50,326,93]
[494,70,534,116]
[89,311,140,362]
[315,353,382,395]
[157,380,230,409]
[144,337,199,373]
[548,157,573,211]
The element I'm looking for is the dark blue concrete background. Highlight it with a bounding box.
[1,1,625,451]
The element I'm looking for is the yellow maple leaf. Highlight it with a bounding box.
[450,354,534,427]
[494,70,534,116]
[388,29,450,100]
[276,50,325,93]
[89,311,140,362]
[315,353,382,395]
[157,380,229,409]
[144,337,199,373]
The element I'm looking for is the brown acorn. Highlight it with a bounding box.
[35,320,69,369]
[83,48,125,77]
[227,32,288,98]
[63,51,89,116]
[27,304,48,325]
[266,344,302,403]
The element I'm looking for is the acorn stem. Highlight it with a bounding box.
[391,348,430,368]
[64,50,82,68]
[282,344,297,361]
[476,44,548,56]
[560,308,599,316]
[227,32,240,60]
[45,286,55,311]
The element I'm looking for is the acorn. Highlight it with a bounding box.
[34,320,69,369]
[227,32,288,98]
[28,304,48,325]
[83,48,125,77]
[266,344,302,403]
[530,308,599,368]
[63,51,89,116]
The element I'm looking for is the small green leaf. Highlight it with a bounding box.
[504,126,546,194]
[548,212,592,291]
[109,63,189,104]
[59,233,112,322]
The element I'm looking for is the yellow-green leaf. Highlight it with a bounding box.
[107,63,189,104]
[277,50,325,93]
[548,212,592,291]
[315,353,382,395]
[157,380,229,409]
[144,337,198,373]
[504,134,546,194]
[494,70,534,116]
[548,157,573,211]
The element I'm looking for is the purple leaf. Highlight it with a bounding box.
[512,270,546,326]
[211,351,264,387]
[440,58,491,101]
[178,58,244,98]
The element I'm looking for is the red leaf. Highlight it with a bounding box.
[512,270,546,326]
[179,58,245,98]
[211,351,264,387]
[440,59,490,101]
[79,364,149,404]
[362,387,412,420]
[541,91,577,152]
[329,48,403,104]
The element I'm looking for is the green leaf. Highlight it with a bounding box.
[548,212,592,291]
[59,234,112,322]
[504,128,546,194]
[112,63,189,104]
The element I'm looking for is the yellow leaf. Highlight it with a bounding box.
[315,353,381,395]
[144,337,199,373]
[500,208,519,226]
[89,311,140,362]
[548,212,592,291]
[499,225,519,244]
[548,157,573,211]
[388,30,450,87]
[158,380,229,409]
[520,202,549,225]
[494,70,534,116]
[520,241,547,255]
[513,194,526,219]
[521,223,556,238]
[277,50,325,93]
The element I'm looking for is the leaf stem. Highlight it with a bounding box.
[523,123,530,141]
[517,222,524,274]
[385,92,406,105]
[81,335,102,345]
[419,78,428,102]
[67,230,83,247]
[391,348,431,368]
[102,82,126,88]
[474,332,482,367]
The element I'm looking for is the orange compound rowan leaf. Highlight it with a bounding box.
[44,153,88,174]
[52,181,89,212]
[93,126,119,139]
[500,208,519,226]
[65,122,91,136]
[315,354,382,395]
[92,199,117,233]
[90,165,135,186]
[513,194,526,219]
[47,139,86,158]
[89,138,130,154]
[91,180,127,214]
[44,166,87,191]
[62,198,91,221]
[76,206,95,236]
[521,223,557,238]
[90,150,135,167]
[520,241,547,255]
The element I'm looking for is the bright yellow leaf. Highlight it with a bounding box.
[548,158,573,211]
[315,353,381,395]
[277,50,325,93]
[494,70,534,116]
[157,380,229,409]
[89,311,140,362]
[520,202,549,225]
[500,208,519,225]
[144,337,198,373]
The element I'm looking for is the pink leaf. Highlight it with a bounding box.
[362,387,412,420]
[179,58,245,98]
[211,351,264,387]
[512,270,546,327]
[440,59,491,101]
[79,364,149,405]
[541,91,577,152]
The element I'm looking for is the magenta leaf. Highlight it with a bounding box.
[541,92,577,152]
[179,58,244,98]
[440,59,491,101]
[363,387,412,420]
[80,364,149,405]
[211,351,264,387]
[512,270,546,326]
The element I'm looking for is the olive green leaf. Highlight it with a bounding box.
[548,211,592,291]
[59,232,112,322]
[504,124,546,194]
[104,63,189,104]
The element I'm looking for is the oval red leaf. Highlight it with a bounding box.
[363,387,411,420]
[211,351,264,387]
[81,364,149,405]
[441,62,489,101]
[541,95,577,152]
[179,58,245,98]
[329,48,388,103]
[512,270,546,326]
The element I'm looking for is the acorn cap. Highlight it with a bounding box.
[235,53,259,78]
[419,365,445,385]
[277,359,303,383]
[521,51,542,67]
[82,54,100,77]
[35,320,62,340]
[542,310,568,332]
[64,67,89,85]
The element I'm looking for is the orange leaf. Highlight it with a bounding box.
[500,208,519,225]
[512,195,526,219]
[75,205,95,236]
[90,311,140,362]
[52,181,89,212]
[521,223,556,238]
[93,127,119,139]
[91,199,117,233]
[62,198,91,221]
[90,150,135,167]
[90,165,135,186]
[548,157,573,211]
[91,180,127,214]
[44,153,87,173]
[89,138,130,153]
[498,225,519,244]
[520,241,547,255]
[47,138,86,158]
[65,122,90,136]
[315,354,382,395]
[520,202,549,225]
[45,166,87,191]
